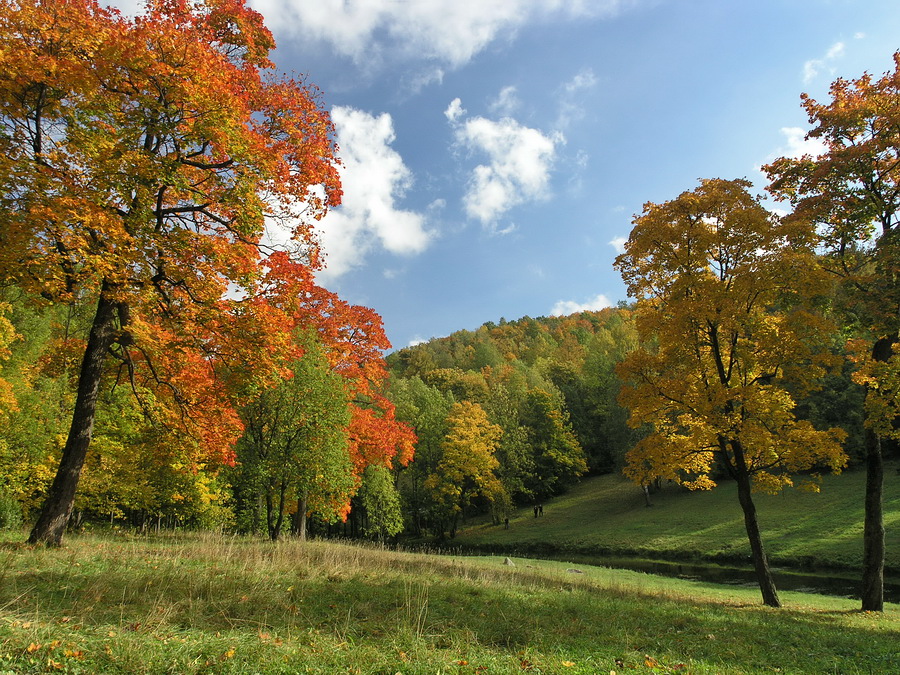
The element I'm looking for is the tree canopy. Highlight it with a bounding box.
[0,0,343,544]
[615,178,847,607]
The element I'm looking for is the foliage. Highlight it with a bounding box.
[234,335,353,540]
[357,465,404,540]
[765,50,900,611]
[388,308,638,534]
[615,178,847,493]
[615,177,848,607]
[520,388,587,498]
[425,401,504,537]
[0,0,343,544]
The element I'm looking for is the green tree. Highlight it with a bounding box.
[765,53,900,610]
[520,388,587,499]
[358,465,404,540]
[390,376,454,536]
[236,337,352,541]
[615,178,847,608]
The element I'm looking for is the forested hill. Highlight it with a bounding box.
[387,307,641,475]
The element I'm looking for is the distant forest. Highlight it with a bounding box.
[382,306,869,538]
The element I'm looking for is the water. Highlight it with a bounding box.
[536,552,900,603]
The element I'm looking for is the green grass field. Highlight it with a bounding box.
[453,463,900,572]
[0,532,898,674]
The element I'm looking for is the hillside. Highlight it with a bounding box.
[451,464,900,572]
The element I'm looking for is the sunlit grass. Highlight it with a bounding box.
[454,463,900,571]
[0,532,897,673]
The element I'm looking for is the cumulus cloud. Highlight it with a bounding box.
[444,98,467,123]
[314,106,432,281]
[803,41,845,84]
[551,293,612,316]
[450,99,563,229]
[776,126,828,159]
[251,0,630,70]
[609,236,627,254]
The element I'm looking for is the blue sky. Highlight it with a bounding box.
[124,0,900,349]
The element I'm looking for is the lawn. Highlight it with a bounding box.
[452,463,900,572]
[0,532,897,674]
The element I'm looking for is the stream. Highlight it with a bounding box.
[527,552,900,603]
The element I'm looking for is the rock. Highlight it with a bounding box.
[503,557,515,566]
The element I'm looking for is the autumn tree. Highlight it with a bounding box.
[615,178,847,608]
[765,53,900,611]
[425,401,504,538]
[0,0,341,544]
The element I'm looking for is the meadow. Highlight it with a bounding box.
[0,530,898,674]
[453,464,900,572]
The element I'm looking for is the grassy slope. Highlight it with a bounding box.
[0,533,897,674]
[453,464,900,571]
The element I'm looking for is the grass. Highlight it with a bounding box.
[0,531,898,674]
[452,463,900,572]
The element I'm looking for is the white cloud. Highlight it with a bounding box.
[489,86,521,117]
[314,106,432,281]
[551,293,612,316]
[609,236,627,253]
[450,100,563,228]
[803,41,845,84]
[251,0,630,70]
[555,68,598,130]
[445,98,467,123]
[777,127,827,159]
[563,67,598,94]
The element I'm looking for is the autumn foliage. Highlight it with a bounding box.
[0,0,420,544]
[615,178,847,607]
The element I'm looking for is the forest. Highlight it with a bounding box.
[0,0,898,617]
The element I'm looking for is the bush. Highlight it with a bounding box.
[0,491,23,530]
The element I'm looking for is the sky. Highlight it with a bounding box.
[116,0,900,350]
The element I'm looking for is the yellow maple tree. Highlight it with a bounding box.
[615,178,847,608]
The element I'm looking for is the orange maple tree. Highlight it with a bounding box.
[0,0,342,544]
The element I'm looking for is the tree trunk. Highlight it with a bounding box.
[860,335,893,612]
[861,427,885,611]
[28,291,118,546]
[267,480,287,541]
[732,444,781,608]
[295,492,308,542]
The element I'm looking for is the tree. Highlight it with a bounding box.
[520,388,587,499]
[357,465,404,541]
[390,376,454,536]
[0,0,340,544]
[765,53,900,611]
[236,336,352,541]
[425,401,503,538]
[615,178,847,608]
